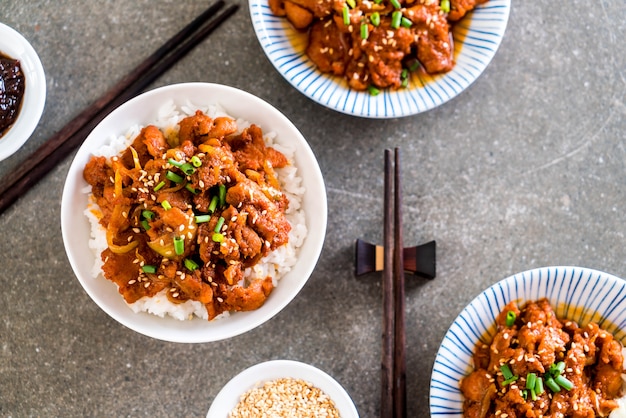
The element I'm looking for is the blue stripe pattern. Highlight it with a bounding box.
[429,266,626,417]
[249,0,511,118]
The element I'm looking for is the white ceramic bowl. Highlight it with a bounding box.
[207,360,359,417]
[61,82,327,343]
[429,266,626,416]
[250,0,510,118]
[0,23,46,161]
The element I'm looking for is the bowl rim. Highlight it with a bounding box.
[249,0,511,118]
[61,82,327,343]
[206,359,360,417]
[0,22,46,161]
[428,265,626,417]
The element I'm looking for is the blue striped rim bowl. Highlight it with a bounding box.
[249,0,510,118]
[429,266,626,416]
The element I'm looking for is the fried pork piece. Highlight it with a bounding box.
[448,0,489,22]
[353,22,414,89]
[284,1,314,29]
[459,299,626,418]
[406,2,454,73]
[306,18,351,76]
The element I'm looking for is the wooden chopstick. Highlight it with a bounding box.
[392,148,406,418]
[381,148,407,418]
[381,149,394,418]
[0,1,238,216]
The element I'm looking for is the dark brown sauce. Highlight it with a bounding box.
[0,51,26,138]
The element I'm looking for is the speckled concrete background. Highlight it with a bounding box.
[1,1,625,416]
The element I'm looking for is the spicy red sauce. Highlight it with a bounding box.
[0,52,25,138]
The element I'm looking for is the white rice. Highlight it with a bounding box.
[84,100,307,320]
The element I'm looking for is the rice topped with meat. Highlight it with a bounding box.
[82,100,307,321]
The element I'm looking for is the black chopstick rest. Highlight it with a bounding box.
[354,239,436,279]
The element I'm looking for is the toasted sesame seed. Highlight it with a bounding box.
[229,378,340,418]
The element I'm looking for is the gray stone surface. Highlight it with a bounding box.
[1,1,625,416]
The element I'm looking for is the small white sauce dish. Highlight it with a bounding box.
[0,22,46,162]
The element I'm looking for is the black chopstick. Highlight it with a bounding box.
[381,148,406,418]
[0,1,238,216]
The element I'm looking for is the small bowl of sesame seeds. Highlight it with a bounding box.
[207,360,359,417]
[429,266,626,417]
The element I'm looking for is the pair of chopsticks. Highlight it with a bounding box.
[381,148,406,418]
[354,149,436,417]
[0,1,238,216]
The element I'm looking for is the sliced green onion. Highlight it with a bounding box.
[180,162,195,175]
[346,0,355,8]
[390,0,401,9]
[521,389,528,400]
[190,155,202,168]
[161,200,172,211]
[391,11,402,29]
[529,387,537,401]
[166,170,184,184]
[440,0,450,13]
[212,232,224,243]
[506,310,516,327]
[502,376,518,386]
[373,0,382,4]
[174,236,184,255]
[185,184,198,194]
[218,184,226,207]
[142,265,157,274]
[400,16,412,28]
[535,376,544,395]
[168,158,183,168]
[554,375,573,391]
[214,216,225,233]
[401,77,408,88]
[154,180,166,191]
[549,362,565,376]
[370,12,380,26]
[195,214,211,223]
[545,376,560,393]
[368,85,380,96]
[408,59,420,72]
[342,5,350,25]
[141,219,151,231]
[184,258,199,271]
[526,373,537,390]
[208,195,218,213]
[360,23,369,39]
[142,210,155,220]
[500,364,514,380]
